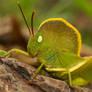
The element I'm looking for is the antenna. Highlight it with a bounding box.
[31,10,35,36]
[17,1,31,35]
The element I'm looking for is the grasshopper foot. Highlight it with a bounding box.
[70,86,81,92]
[27,80,33,85]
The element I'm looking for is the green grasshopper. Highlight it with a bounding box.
[0,2,92,88]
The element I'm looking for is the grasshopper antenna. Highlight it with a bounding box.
[31,10,35,36]
[17,1,31,35]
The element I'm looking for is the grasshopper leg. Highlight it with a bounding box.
[46,68,81,92]
[68,71,81,92]
[70,86,81,92]
[68,70,72,86]
[28,63,45,84]
[0,49,29,58]
[0,50,7,58]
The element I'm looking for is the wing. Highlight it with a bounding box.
[60,53,92,82]
[45,52,86,85]
[45,52,84,69]
[72,56,92,81]
[38,18,81,55]
[57,52,85,69]
[45,52,92,85]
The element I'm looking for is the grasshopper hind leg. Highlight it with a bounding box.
[68,71,72,86]
[70,86,81,92]
[68,71,81,92]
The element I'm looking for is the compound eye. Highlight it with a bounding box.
[37,35,43,43]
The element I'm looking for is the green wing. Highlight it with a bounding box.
[71,56,92,81]
[59,52,92,84]
[46,52,92,86]
[57,52,84,69]
[39,18,81,55]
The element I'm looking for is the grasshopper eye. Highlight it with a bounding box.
[37,35,43,43]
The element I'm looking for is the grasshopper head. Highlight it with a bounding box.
[27,31,43,57]
[17,3,44,57]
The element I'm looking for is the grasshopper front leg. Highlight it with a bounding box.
[0,50,7,57]
[29,63,45,84]
[28,57,46,84]
[0,49,29,58]
[0,49,39,66]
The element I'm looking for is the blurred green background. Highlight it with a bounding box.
[0,0,92,47]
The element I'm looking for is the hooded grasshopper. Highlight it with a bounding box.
[0,2,92,87]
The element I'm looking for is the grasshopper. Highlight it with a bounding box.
[0,2,92,89]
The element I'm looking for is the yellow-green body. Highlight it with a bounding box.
[27,18,92,86]
[1,18,92,86]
